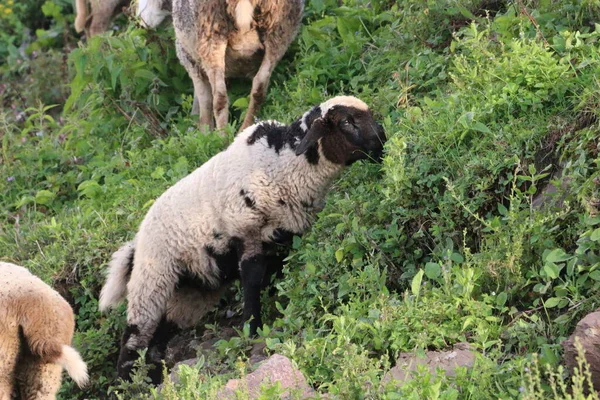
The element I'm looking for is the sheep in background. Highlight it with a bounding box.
[99,95,386,383]
[0,262,88,399]
[138,0,304,133]
[74,0,135,37]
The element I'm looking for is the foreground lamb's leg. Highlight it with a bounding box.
[166,286,226,329]
[118,258,176,381]
[145,317,180,384]
[239,241,267,335]
[134,286,226,384]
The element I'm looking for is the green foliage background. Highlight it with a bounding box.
[1,0,600,398]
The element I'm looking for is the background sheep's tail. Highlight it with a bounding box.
[99,241,135,312]
[57,345,89,387]
[234,0,255,32]
[74,0,87,33]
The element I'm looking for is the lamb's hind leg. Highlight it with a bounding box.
[142,286,226,383]
[166,285,226,330]
[145,317,179,384]
[118,257,177,382]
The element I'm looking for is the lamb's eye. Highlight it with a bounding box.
[341,117,355,127]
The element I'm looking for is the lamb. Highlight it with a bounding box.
[99,95,386,383]
[0,262,88,400]
[74,0,133,37]
[137,0,304,133]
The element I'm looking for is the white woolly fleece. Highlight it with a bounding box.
[320,96,369,116]
[235,0,255,32]
[137,0,169,28]
[99,241,135,312]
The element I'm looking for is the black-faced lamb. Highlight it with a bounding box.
[0,262,88,399]
[137,0,304,133]
[99,95,386,383]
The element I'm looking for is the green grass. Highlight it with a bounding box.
[2,0,600,398]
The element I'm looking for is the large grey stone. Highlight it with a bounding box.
[219,354,315,399]
[562,309,600,392]
[383,342,476,384]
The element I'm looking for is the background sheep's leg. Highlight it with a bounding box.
[87,0,121,36]
[16,355,63,400]
[176,41,214,130]
[240,57,275,131]
[194,73,214,131]
[202,42,229,132]
[239,2,304,131]
[191,95,199,116]
[189,74,213,129]
[118,260,176,381]
[240,35,294,131]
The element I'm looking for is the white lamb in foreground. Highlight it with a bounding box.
[99,95,386,383]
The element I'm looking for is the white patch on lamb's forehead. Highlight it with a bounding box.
[320,96,369,116]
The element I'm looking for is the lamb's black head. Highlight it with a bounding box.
[295,96,386,165]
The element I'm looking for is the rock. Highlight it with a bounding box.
[532,164,570,209]
[248,341,268,365]
[167,358,201,385]
[562,309,600,391]
[383,342,476,384]
[165,331,201,367]
[219,354,315,399]
[165,325,240,367]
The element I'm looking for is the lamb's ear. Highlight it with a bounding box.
[295,118,328,156]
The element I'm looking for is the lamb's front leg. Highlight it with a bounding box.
[239,250,267,336]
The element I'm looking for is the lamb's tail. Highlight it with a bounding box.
[74,0,88,33]
[234,0,255,32]
[99,241,135,312]
[57,345,89,387]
